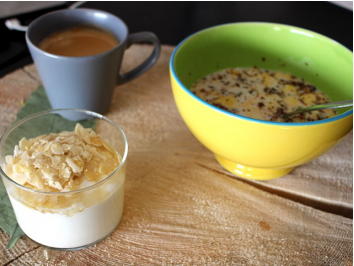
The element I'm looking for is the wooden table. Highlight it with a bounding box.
[0,45,352,265]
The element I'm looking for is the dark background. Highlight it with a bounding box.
[0,1,352,78]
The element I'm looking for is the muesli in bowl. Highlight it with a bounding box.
[170,22,353,180]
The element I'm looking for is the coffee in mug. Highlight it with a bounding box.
[26,8,160,120]
[38,25,119,57]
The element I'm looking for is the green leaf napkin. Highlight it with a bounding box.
[0,86,96,249]
[0,178,24,249]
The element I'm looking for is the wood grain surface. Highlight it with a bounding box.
[0,45,352,265]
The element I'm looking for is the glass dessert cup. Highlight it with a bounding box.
[0,109,128,250]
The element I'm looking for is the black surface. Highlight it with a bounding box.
[0,1,352,78]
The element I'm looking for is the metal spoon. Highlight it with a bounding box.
[281,100,353,119]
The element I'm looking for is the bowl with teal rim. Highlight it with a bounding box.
[170,22,353,180]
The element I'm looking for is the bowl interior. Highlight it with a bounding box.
[173,23,353,115]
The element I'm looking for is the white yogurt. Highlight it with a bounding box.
[2,123,127,249]
[8,179,124,249]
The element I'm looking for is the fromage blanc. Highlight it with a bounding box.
[2,123,126,249]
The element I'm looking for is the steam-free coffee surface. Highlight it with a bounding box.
[38,25,119,57]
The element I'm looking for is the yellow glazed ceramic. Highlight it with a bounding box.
[170,22,353,180]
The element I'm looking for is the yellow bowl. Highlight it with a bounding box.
[170,22,353,180]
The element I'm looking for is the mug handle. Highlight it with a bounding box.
[118,32,161,84]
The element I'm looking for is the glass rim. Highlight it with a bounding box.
[0,108,128,195]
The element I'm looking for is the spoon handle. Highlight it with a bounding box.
[284,100,353,117]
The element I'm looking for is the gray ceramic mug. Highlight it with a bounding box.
[26,8,160,116]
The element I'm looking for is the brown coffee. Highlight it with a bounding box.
[38,25,119,57]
